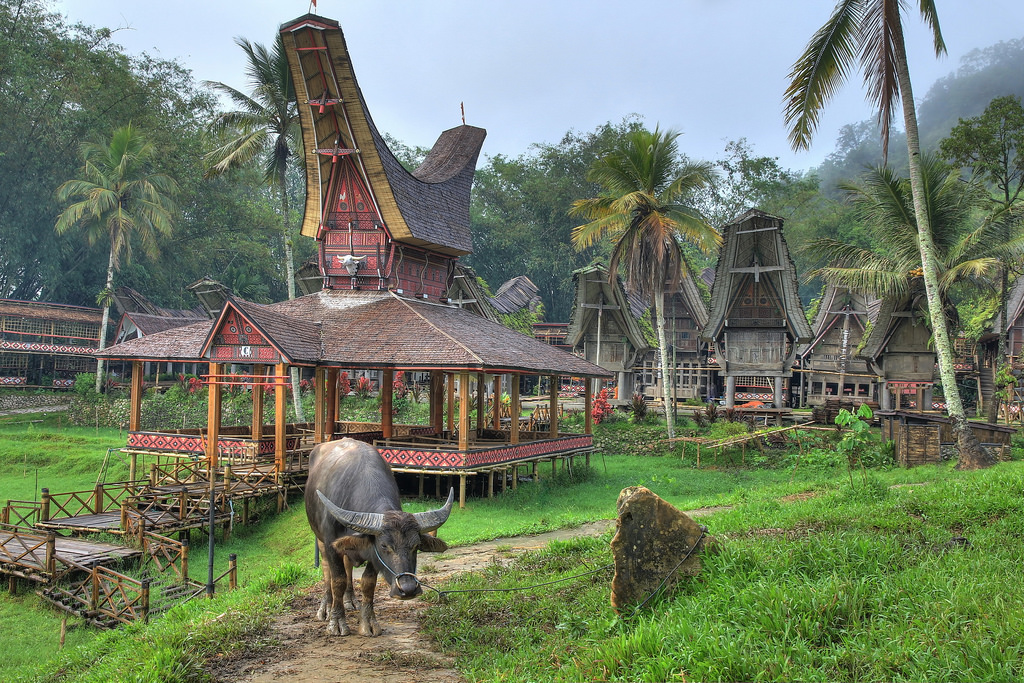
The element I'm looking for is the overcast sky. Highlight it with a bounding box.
[52,0,1024,171]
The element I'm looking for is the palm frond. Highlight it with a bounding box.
[784,0,864,150]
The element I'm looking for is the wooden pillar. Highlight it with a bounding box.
[548,374,558,438]
[725,375,736,408]
[206,362,222,483]
[326,367,338,441]
[492,374,502,430]
[251,364,265,441]
[447,373,456,434]
[314,366,326,444]
[584,377,593,436]
[476,373,486,435]
[510,375,521,445]
[429,371,444,434]
[275,363,286,474]
[382,368,394,439]
[129,360,143,432]
[458,371,470,452]
[459,473,467,509]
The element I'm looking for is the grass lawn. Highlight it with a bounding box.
[2,410,1022,681]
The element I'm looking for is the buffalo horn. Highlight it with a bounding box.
[317,490,385,534]
[412,487,455,532]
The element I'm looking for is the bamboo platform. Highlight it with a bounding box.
[0,525,141,583]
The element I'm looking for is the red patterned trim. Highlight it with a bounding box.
[0,376,27,386]
[0,340,96,355]
[379,434,593,469]
[127,431,300,456]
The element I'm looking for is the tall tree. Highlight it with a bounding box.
[204,35,305,420]
[941,95,1024,421]
[570,126,718,439]
[784,0,993,468]
[54,123,178,393]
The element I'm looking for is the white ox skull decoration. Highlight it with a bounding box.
[338,254,366,276]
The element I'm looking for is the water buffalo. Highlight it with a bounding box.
[305,438,453,636]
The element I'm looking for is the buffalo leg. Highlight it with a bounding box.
[323,546,351,636]
[341,554,357,610]
[316,540,332,621]
[357,564,382,636]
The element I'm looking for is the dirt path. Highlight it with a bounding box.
[207,508,730,683]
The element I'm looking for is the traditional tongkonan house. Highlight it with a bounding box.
[641,271,712,405]
[701,209,811,409]
[565,262,653,403]
[857,293,935,411]
[95,13,610,508]
[796,285,878,407]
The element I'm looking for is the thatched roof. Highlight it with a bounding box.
[566,263,653,366]
[280,15,484,256]
[799,285,877,357]
[702,209,812,343]
[98,289,611,378]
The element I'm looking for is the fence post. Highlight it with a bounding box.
[149,463,158,487]
[45,533,56,575]
[180,533,189,584]
[140,578,150,623]
[228,553,237,590]
[2,504,8,525]
[40,488,50,523]
[90,569,99,614]
[93,483,104,514]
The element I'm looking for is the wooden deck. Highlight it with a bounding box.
[0,525,141,582]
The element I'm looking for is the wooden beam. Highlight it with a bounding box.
[476,373,486,435]
[207,362,222,485]
[510,374,520,445]
[326,367,338,441]
[458,372,470,452]
[549,374,558,438]
[275,363,286,474]
[382,368,394,439]
[314,366,326,444]
[492,374,501,430]
[251,364,264,441]
[446,372,455,433]
[430,370,444,434]
[129,360,143,432]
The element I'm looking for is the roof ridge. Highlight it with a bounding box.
[389,292,483,365]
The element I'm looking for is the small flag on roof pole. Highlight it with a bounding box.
[310,0,317,11]
[461,102,465,125]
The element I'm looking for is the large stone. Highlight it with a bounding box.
[609,486,713,612]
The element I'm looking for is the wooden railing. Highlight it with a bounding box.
[36,481,141,522]
[46,558,151,626]
[2,500,40,527]
[0,523,55,577]
[149,459,205,487]
[121,487,230,537]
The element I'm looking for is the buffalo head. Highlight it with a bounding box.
[317,488,453,598]
[337,253,365,276]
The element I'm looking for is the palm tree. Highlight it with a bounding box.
[806,156,1009,318]
[570,127,718,439]
[204,35,305,420]
[784,0,993,468]
[55,123,178,393]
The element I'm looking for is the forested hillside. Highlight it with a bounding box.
[1,0,1021,320]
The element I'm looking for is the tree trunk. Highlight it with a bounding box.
[893,23,994,469]
[94,248,116,394]
[278,171,305,422]
[654,283,675,439]
[987,265,1008,423]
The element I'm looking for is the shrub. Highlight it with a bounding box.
[592,388,613,424]
[629,393,649,423]
[338,371,351,399]
[355,376,372,398]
